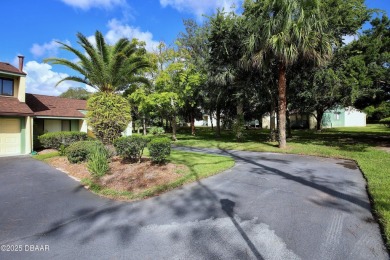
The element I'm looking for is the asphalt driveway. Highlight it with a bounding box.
[0,148,388,260]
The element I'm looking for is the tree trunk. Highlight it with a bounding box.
[190,111,195,135]
[143,116,147,135]
[210,111,214,130]
[316,109,324,131]
[171,115,177,141]
[286,109,292,138]
[278,62,287,148]
[165,118,169,132]
[216,106,221,137]
[270,101,276,142]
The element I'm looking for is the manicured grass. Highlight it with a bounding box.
[32,151,60,161]
[174,125,390,249]
[81,149,235,200]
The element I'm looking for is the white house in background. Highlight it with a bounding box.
[262,106,367,129]
[194,114,219,127]
[322,107,366,128]
[261,112,277,129]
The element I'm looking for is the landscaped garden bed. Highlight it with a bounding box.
[34,133,234,201]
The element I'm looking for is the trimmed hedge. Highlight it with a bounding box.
[66,141,106,164]
[38,131,87,149]
[113,136,150,162]
[379,117,390,128]
[148,137,171,163]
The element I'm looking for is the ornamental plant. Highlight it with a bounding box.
[87,92,132,145]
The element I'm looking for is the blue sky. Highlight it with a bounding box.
[0,0,388,95]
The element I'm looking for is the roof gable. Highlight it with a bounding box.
[0,62,26,76]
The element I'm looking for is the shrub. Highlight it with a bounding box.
[379,117,390,128]
[87,93,132,144]
[113,136,150,162]
[148,126,165,135]
[66,141,106,164]
[148,138,171,164]
[38,131,88,149]
[88,145,109,178]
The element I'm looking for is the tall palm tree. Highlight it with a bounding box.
[243,0,333,148]
[45,31,151,93]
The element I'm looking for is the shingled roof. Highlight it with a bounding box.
[25,93,86,118]
[0,62,26,76]
[0,96,33,116]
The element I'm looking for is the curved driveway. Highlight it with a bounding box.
[0,148,388,259]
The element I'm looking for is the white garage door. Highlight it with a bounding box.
[0,118,21,156]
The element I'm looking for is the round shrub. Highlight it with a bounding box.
[148,137,171,164]
[113,136,150,162]
[66,141,106,164]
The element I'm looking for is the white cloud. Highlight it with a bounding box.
[160,0,242,18]
[342,35,358,45]
[24,61,81,96]
[61,0,125,10]
[85,20,159,51]
[30,39,70,58]
[105,19,159,51]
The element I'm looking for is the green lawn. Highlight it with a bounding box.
[174,124,390,249]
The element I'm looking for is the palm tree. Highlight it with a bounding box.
[45,31,151,93]
[243,0,333,148]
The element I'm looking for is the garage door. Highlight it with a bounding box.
[0,118,21,156]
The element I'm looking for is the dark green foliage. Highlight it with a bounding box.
[66,141,106,164]
[60,87,91,100]
[148,138,171,163]
[113,136,150,162]
[88,145,110,177]
[38,131,88,149]
[148,126,165,135]
[379,117,390,128]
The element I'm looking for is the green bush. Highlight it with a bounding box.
[379,117,390,128]
[66,141,106,164]
[88,145,109,178]
[87,93,132,144]
[113,136,150,162]
[148,126,165,135]
[38,131,88,149]
[148,137,171,163]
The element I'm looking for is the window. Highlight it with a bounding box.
[62,120,71,131]
[0,78,14,96]
[335,113,340,120]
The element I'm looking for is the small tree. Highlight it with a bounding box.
[87,93,131,144]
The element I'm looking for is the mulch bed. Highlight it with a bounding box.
[46,155,188,194]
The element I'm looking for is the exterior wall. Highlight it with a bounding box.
[194,114,219,127]
[123,121,133,136]
[344,107,366,127]
[322,107,366,128]
[80,119,88,133]
[262,113,277,129]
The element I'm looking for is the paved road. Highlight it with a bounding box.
[0,148,388,260]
